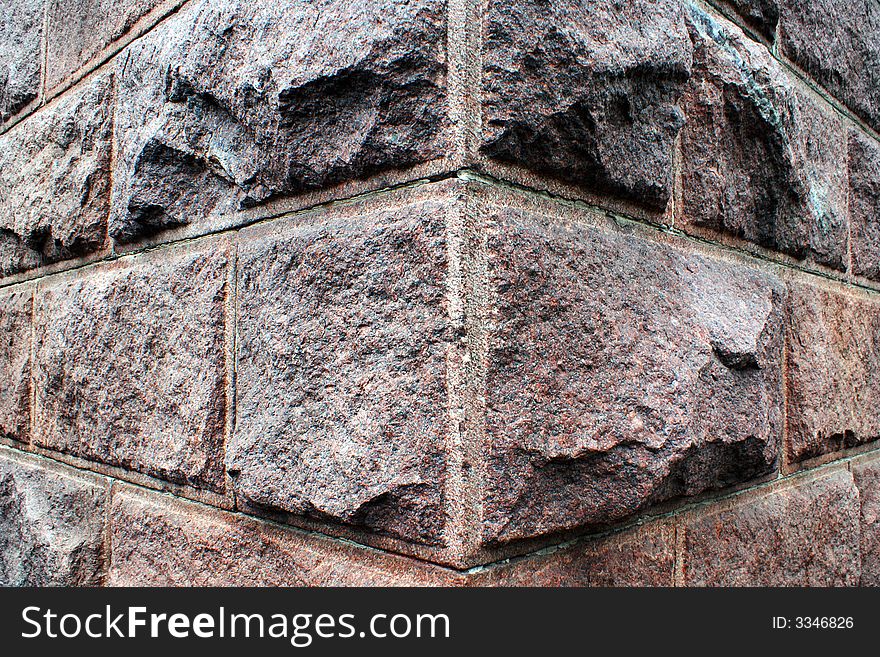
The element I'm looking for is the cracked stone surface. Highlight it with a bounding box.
[0,450,109,586]
[110,0,449,244]
[232,196,452,545]
[482,205,785,543]
[786,282,880,463]
[481,0,693,211]
[0,0,44,123]
[33,244,230,491]
[0,73,114,278]
[679,6,848,270]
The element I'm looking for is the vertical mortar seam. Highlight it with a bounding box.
[673,519,686,587]
[40,0,49,105]
[780,297,791,476]
[227,233,239,510]
[105,67,119,259]
[443,185,467,560]
[845,134,854,283]
[101,479,116,585]
[28,284,37,447]
[446,0,483,167]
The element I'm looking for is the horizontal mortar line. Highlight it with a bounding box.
[0,441,468,576]
[42,0,191,106]
[2,1,876,580]
[698,0,880,145]
[0,0,192,138]
[2,165,877,298]
[0,435,232,508]
[4,428,878,576]
[5,0,879,151]
[461,169,880,296]
[463,440,880,576]
[0,170,460,292]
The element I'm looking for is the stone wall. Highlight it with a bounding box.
[1,0,879,586]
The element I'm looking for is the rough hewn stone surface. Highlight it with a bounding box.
[682,469,860,585]
[0,449,109,586]
[778,0,880,132]
[853,457,880,586]
[849,131,880,281]
[232,198,451,545]
[45,0,167,92]
[0,288,31,443]
[0,74,113,278]
[0,0,43,123]
[722,0,779,40]
[33,244,230,491]
[786,283,880,463]
[481,0,692,210]
[471,522,674,586]
[482,206,785,543]
[680,7,848,270]
[110,0,448,244]
[109,486,459,586]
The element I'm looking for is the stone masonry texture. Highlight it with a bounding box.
[482,0,692,211]
[682,468,860,586]
[110,0,449,244]
[0,448,109,586]
[852,456,880,586]
[471,521,675,587]
[679,7,848,269]
[45,0,169,93]
[233,191,452,545]
[0,0,44,123]
[786,283,880,464]
[482,201,785,543]
[109,485,459,586]
[849,130,880,281]
[0,72,114,277]
[778,0,880,133]
[0,287,31,443]
[33,242,230,491]
[2,0,880,587]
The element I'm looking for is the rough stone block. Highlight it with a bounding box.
[852,457,880,586]
[0,448,109,586]
[45,0,168,92]
[33,242,230,491]
[786,283,880,463]
[481,0,692,210]
[849,131,880,281]
[471,522,675,587]
[679,7,848,269]
[721,0,779,40]
[779,0,880,132]
[482,203,785,544]
[110,0,449,244]
[109,486,459,586]
[682,469,860,585]
[232,193,452,545]
[0,0,44,123]
[0,288,31,443]
[0,73,113,278]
